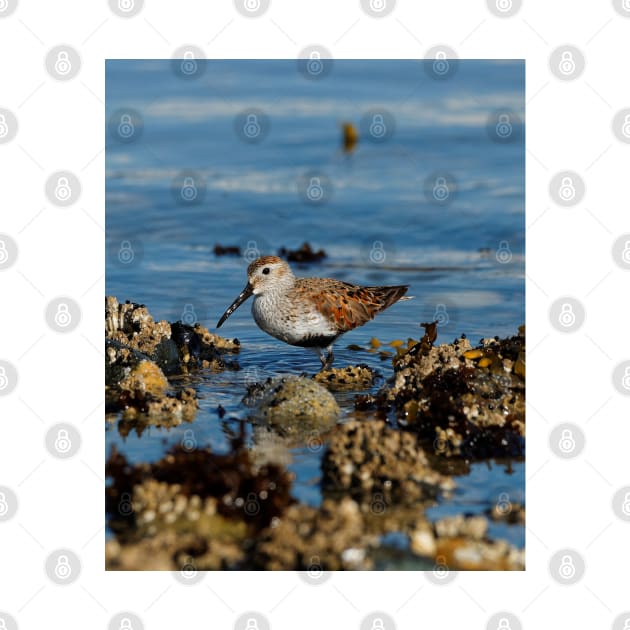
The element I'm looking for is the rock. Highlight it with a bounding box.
[313,364,382,391]
[378,329,526,459]
[253,497,377,570]
[322,419,454,502]
[243,376,340,436]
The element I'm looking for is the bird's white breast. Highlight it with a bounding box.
[251,291,336,345]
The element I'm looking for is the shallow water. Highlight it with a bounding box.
[106,59,525,557]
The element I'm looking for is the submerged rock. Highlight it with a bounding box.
[243,375,340,435]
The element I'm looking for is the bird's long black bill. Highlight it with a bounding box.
[216,283,253,328]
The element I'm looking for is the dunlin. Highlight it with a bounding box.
[217,256,410,369]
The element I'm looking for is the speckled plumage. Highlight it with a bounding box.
[217,256,410,369]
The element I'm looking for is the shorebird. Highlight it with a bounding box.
[216,255,410,369]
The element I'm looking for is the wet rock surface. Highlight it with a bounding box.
[322,419,454,502]
[105,300,525,570]
[314,364,382,391]
[106,296,239,423]
[368,326,526,459]
[242,375,340,436]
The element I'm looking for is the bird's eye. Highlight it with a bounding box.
[262,267,270,275]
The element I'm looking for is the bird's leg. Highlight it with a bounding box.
[319,348,334,371]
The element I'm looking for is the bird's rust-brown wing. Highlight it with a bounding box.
[295,278,409,333]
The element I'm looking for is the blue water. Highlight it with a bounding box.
[105,60,525,555]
